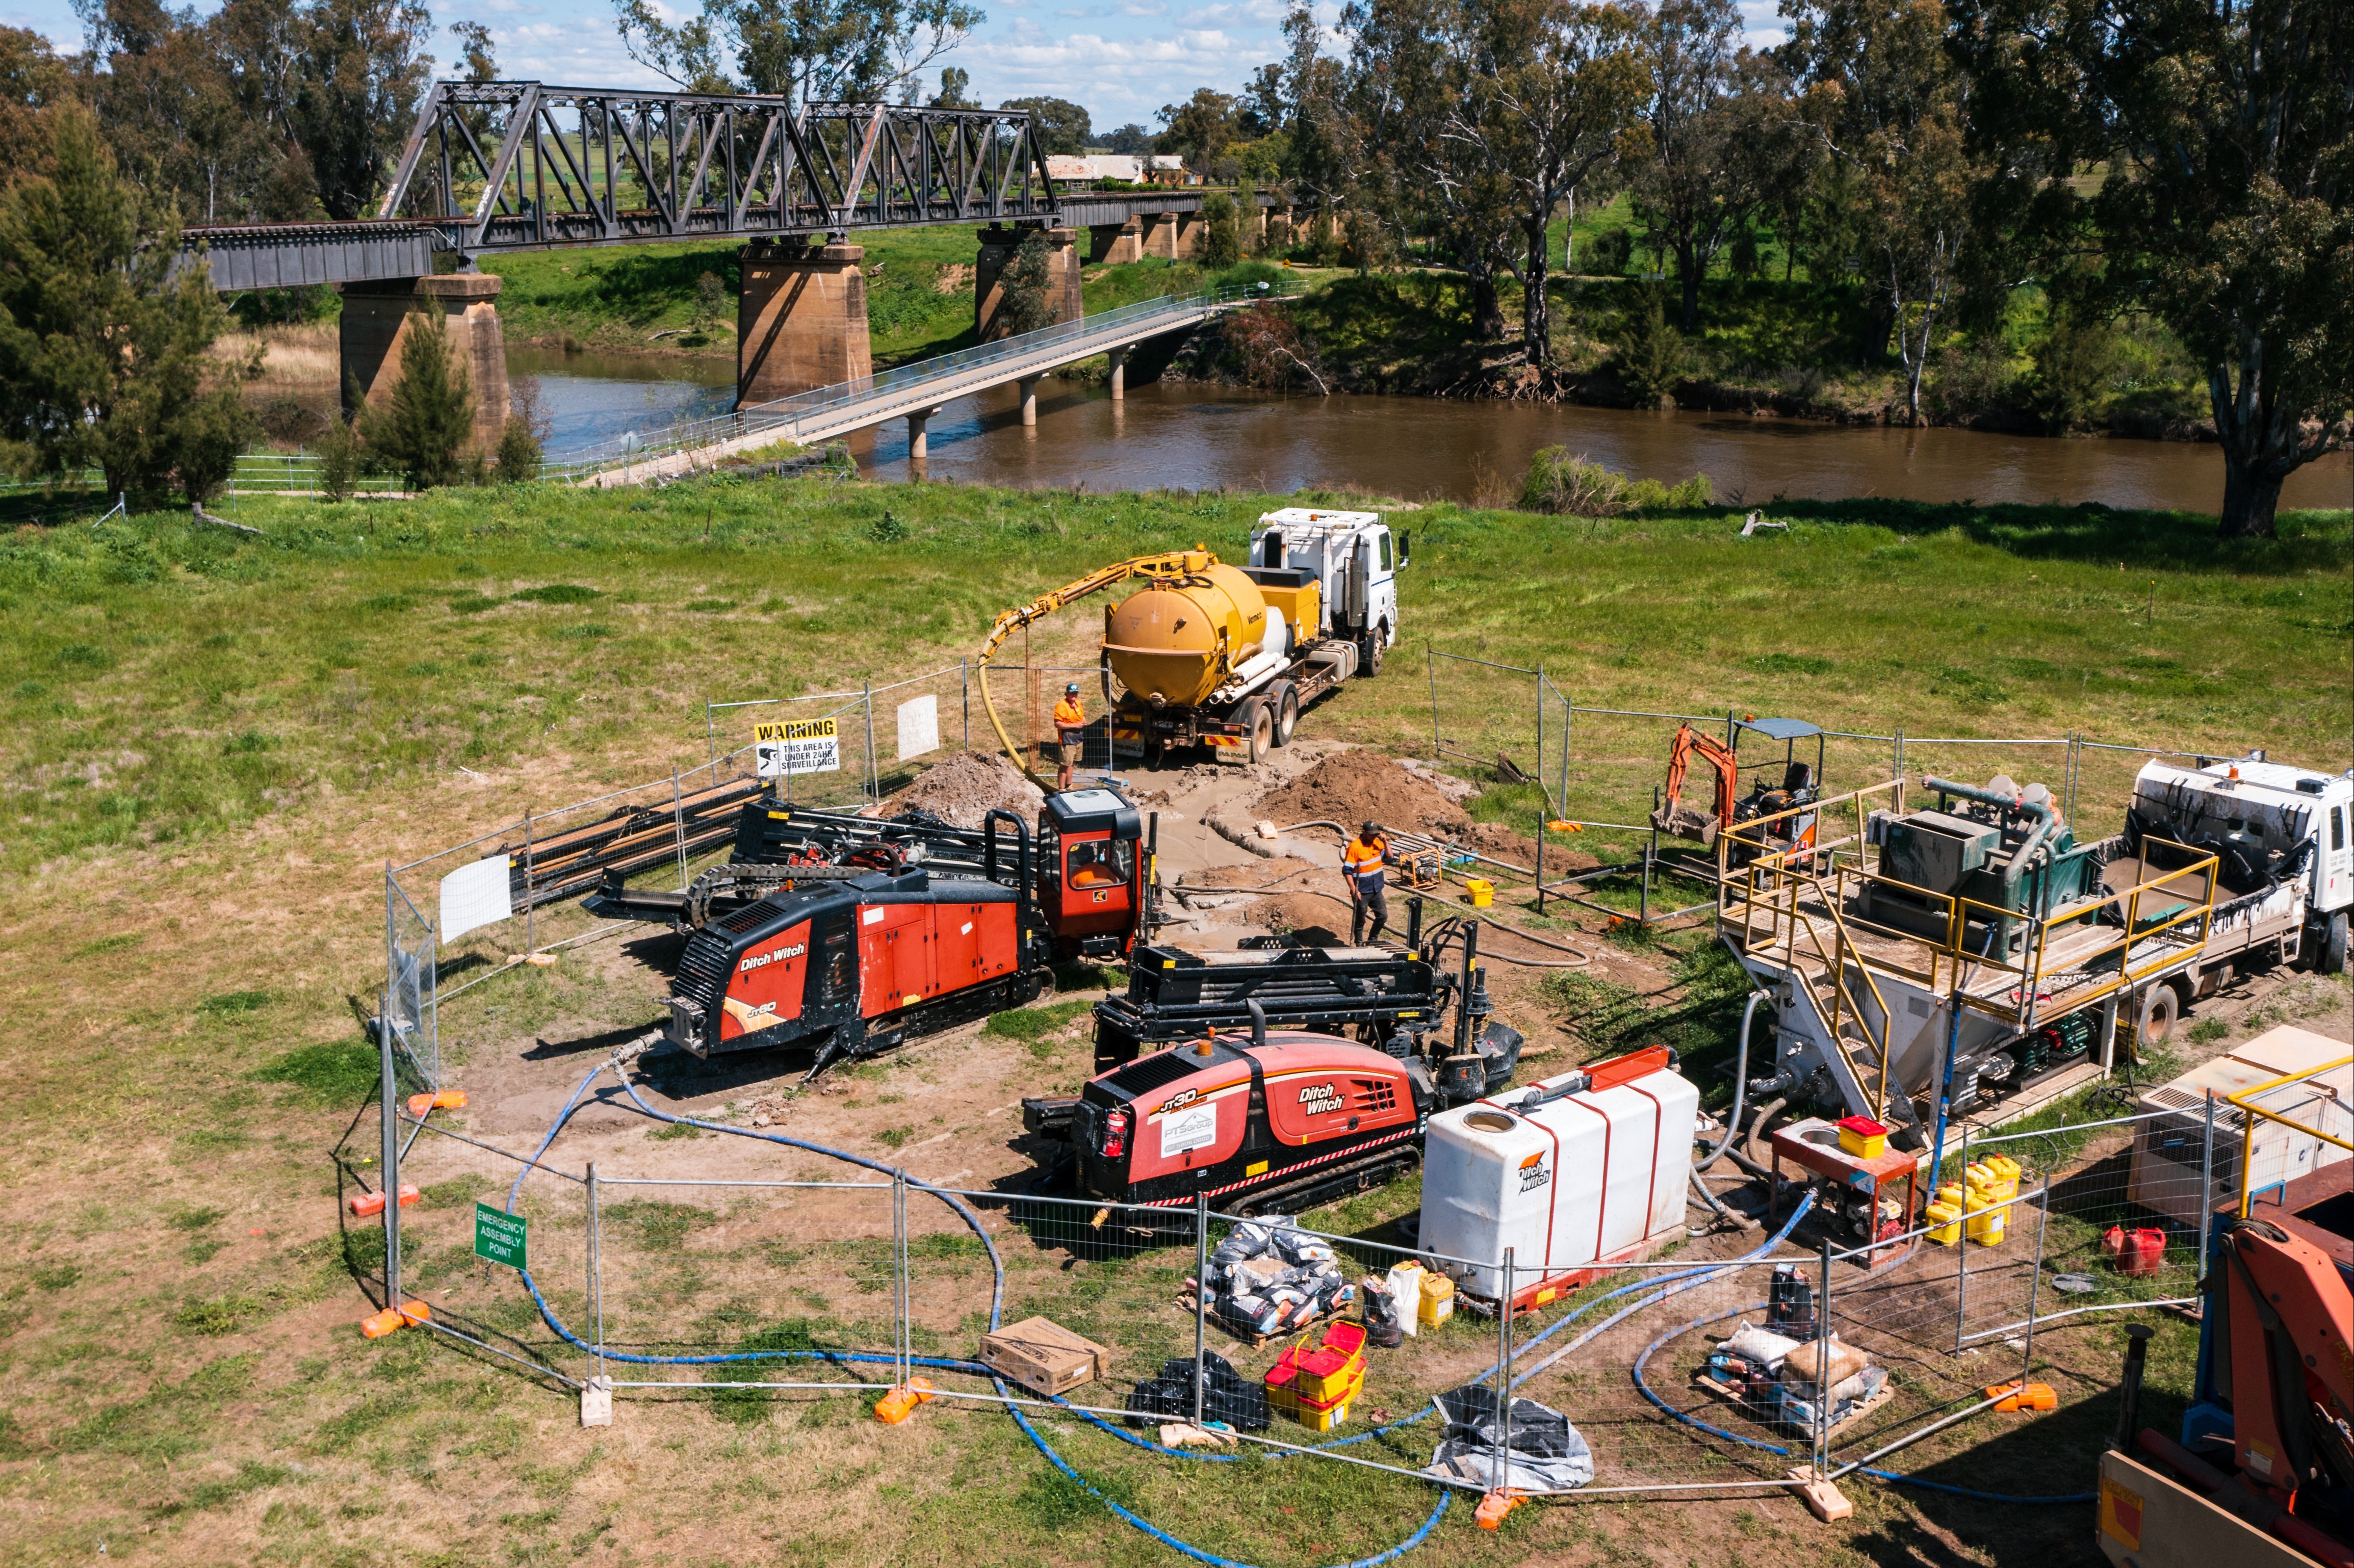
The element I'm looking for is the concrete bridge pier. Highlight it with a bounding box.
[1090,219,1144,264]
[339,272,511,454]
[976,225,1082,341]
[1017,377,1041,426]
[737,240,872,405]
[1106,345,1129,401]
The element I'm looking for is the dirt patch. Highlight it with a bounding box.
[876,748,1045,828]
[1250,750,1472,840]
[1180,855,1323,891]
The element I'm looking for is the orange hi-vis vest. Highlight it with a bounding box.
[1343,835,1387,886]
[1053,696,1085,731]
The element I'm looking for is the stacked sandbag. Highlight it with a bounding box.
[1698,1319,1886,1434]
[1198,1217,1354,1339]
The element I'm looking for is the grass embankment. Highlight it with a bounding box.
[0,480,2346,1565]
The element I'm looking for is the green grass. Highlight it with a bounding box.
[2,483,2345,879]
[0,472,2345,1567]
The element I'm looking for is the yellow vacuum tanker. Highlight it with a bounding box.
[977,511,1407,774]
[1102,553,1278,709]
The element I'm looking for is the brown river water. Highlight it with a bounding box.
[510,347,2353,514]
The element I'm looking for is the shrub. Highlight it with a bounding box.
[359,310,475,489]
[992,231,1058,338]
[1200,192,1241,269]
[2031,308,2128,430]
[1521,448,1712,515]
[495,414,542,480]
[1581,226,1633,277]
[314,413,360,502]
[1612,281,1687,406]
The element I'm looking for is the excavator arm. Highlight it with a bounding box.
[2219,1218,2354,1506]
[1652,723,1740,845]
[976,552,1210,785]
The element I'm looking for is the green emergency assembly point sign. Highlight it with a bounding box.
[474,1203,528,1269]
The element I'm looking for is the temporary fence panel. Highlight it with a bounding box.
[385,872,438,1088]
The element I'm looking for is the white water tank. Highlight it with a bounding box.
[1419,1048,1698,1299]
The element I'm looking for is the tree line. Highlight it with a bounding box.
[1187,0,2349,537]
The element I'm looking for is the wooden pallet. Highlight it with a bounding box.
[1690,1372,1896,1442]
[1177,1291,1353,1350]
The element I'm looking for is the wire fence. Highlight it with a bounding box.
[1417,638,2276,929]
[361,1034,2235,1517]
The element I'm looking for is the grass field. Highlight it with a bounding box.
[0,478,2346,1566]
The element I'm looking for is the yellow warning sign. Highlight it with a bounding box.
[754,717,840,777]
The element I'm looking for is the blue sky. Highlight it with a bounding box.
[2,1,1794,139]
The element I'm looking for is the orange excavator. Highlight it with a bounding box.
[1651,723,1740,845]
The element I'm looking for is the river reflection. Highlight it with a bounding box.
[519,346,2351,514]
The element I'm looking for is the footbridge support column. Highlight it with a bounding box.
[907,405,945,459]
[975,225,1082,341]
[339,272,510,454]
[737,241,871,406]
[1017,377,1041,427]
[1107,345,1131,401]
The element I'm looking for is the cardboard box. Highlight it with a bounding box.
[980,1316,1113,1396]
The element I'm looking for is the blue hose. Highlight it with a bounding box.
[499,1051,1453,1564]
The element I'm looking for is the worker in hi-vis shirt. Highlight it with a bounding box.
[1052,683,1085,791]
[1342,820,1389,945]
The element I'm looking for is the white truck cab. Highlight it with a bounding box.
[1249,509,1403,673]
[2133,755,2352,973]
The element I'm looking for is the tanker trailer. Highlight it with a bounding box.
[976,515,1405,774]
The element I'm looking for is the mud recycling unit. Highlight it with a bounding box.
[1716,753,2351,1165]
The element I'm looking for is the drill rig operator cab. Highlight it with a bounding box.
[1036,787,1145,960]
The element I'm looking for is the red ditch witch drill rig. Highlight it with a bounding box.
[1022,911,1527,1216]
[588,787,1152,1078]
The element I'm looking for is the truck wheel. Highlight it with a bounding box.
[1270,682,1300,746]
[2134,985,2178,1053]
[2319,910,2348,976]
[1357,622,1386,677]
[1237,697,1273,765]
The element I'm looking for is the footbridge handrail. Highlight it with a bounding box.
[540,280,1297,480]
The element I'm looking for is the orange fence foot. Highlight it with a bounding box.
[1475,1489,1523,1530]
[1985,1380,2057,1412]
[347,1185,420,1217]
[405,1090,468,1117]
[359,1300,431,1339]
[874,1377,936,1425]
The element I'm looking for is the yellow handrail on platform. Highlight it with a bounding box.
[2228,1055,2354,1217]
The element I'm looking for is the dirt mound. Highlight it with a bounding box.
[878,748,1044,829]
[1251,750,1471,841]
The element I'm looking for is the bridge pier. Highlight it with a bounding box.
[907,405,945,459]
[1265,207,1295,252]
[1106,346,1128,402]
[1089,219,1144,264]
[339,272,511,454]
[1017,377,1040,427]
[737,241,871,406]
[976,225,1081,341]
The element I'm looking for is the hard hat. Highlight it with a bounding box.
[1065,683,1080,694]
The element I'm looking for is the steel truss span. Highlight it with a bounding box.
[379,82,1064,254]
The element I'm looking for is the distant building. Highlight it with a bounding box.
[1045,154,1145,184]
[1145,155,1196,187]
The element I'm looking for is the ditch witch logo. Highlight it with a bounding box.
[739,943,807,973]
[1298,1082,1345,1115]
[1518,1152,1550,1192]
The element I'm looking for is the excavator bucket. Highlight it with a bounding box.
[1652,800,1720,845]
